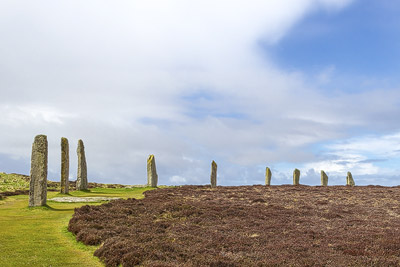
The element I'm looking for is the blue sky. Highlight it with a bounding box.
[1,0,400,186]
[269,0,400,79]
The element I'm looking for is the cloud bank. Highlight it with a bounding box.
[2,0,400,186]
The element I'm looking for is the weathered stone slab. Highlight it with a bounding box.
[49,196,121,203]
[210,160,217,188]
[60,137,69,194]
[265,167,272,186]
[147,154,158,187]
[76,139,88,190]
[293,168,300,185]
[321,170,328,186]
[347,171,355,186]
[29,135,48,207]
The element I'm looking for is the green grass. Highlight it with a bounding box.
[0,187,155,266]
[0,172,30,192]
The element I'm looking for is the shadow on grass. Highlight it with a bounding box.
[78,189,91,193]
[27,204,75,212]
[44,204,75,211]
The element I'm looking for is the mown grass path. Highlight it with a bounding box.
[0,188,153,266]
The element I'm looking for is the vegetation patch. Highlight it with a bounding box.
[0,172,30,192]
[0,187,153,266]
[69,185,400,266]
[0,172,60,194]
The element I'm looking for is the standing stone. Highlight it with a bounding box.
[210,160,217,188]
[147,154,158,187]
[265,167,272,186]
[29,135,48,207]
[293,168,300,185]
[76,139,88,190]
[346,171,355,186]
[321,170,328,186]
[60,137,69,194]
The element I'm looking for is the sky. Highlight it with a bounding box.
[1,0,400,186]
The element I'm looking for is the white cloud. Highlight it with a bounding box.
[0,105,75,126]
[326,133,400,157]
[302,132,400,178]
[304,157,380,176]
[169,175,188,185]
[8,0,400,187]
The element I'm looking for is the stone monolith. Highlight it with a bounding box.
[76,139,88,190]
[346,171,355,186]
[321,170,328,186]
[210,161,217,188]
[293,168,300,185]
[265,167,272,186]
[60,137,69,194]
[29,135,48,207]
[147,154,158,187]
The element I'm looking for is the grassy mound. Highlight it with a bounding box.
[0,172,60,195]
[0,172,30,192]
[69,185,400,267]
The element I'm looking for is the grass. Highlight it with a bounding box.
[0,172,30,192]
[0,187,154,266]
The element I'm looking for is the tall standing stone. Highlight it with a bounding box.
[210,160,217,188]
[346,171,355,186]
[265,167,272,186]
[147,154,158,187]
[29,135,48,207]
[60,137,69,194]
[76,139,88,190]
[293,168,300,185]
[321,170,328,186]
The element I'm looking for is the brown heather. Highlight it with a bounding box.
[68,185,400,267]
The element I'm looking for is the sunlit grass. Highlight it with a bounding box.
[0,172,30,192]
[0,187,154,266]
